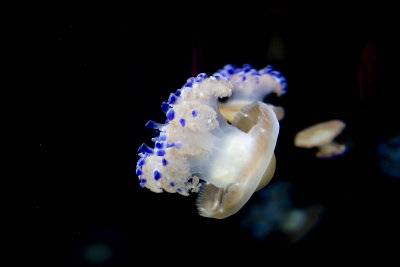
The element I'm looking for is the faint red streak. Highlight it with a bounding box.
[191,36,202,77]
[358,42,378,103]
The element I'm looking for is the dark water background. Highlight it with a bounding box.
[35,7,399,265]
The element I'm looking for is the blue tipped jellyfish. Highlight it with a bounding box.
[136,64,286,219]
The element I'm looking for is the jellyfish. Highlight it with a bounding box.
[294,120,347,159]
[136,64,286,219]
[376,135,400,179]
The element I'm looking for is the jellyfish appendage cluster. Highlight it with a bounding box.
[136,64,287,219]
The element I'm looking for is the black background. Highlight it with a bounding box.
[35,7,399,265]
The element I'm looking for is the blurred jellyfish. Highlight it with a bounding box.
[294,120,347,158]
[83,243,112,265]
[280,205,325,244]
[239,181,324,243]
[136,64,287,219]
[239,182,293,239]
[376,135,400,179]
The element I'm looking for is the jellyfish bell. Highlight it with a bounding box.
[197,101,279,219]
[294,120,346,158]
[294,120,346,148]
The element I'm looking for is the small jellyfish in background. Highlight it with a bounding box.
[239,181,325,243]
[294,120,347,159]
[376,135,400,179]
[136,64,287,219]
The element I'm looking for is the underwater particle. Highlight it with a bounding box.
[294,120,347,158]
[136,65,287,219]
[267,35,286,62]
[376,135,400,179]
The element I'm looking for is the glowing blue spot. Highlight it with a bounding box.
[243,64,252,72]
[138,143,153,154]
[175,89,181,96]
[154,170,162,180]
[155,141,163,149]
[161,102,170,113]
[180,118,185,127]
[177,188,182,192]
[170,182,175,187]
[166,142,175,148]
[198,73,207,79]
[192,110,198,117]
[214,74,222,80]
[168,93,178,104]
[145,120,162,129]
[166,109,175,121]
[140,178,147,186]
[137,158,146,167]
[271,71,282,78]
[156,149,166,156]
[136,168,143,176]
[159,132,167,141]
[162,158,168,166]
